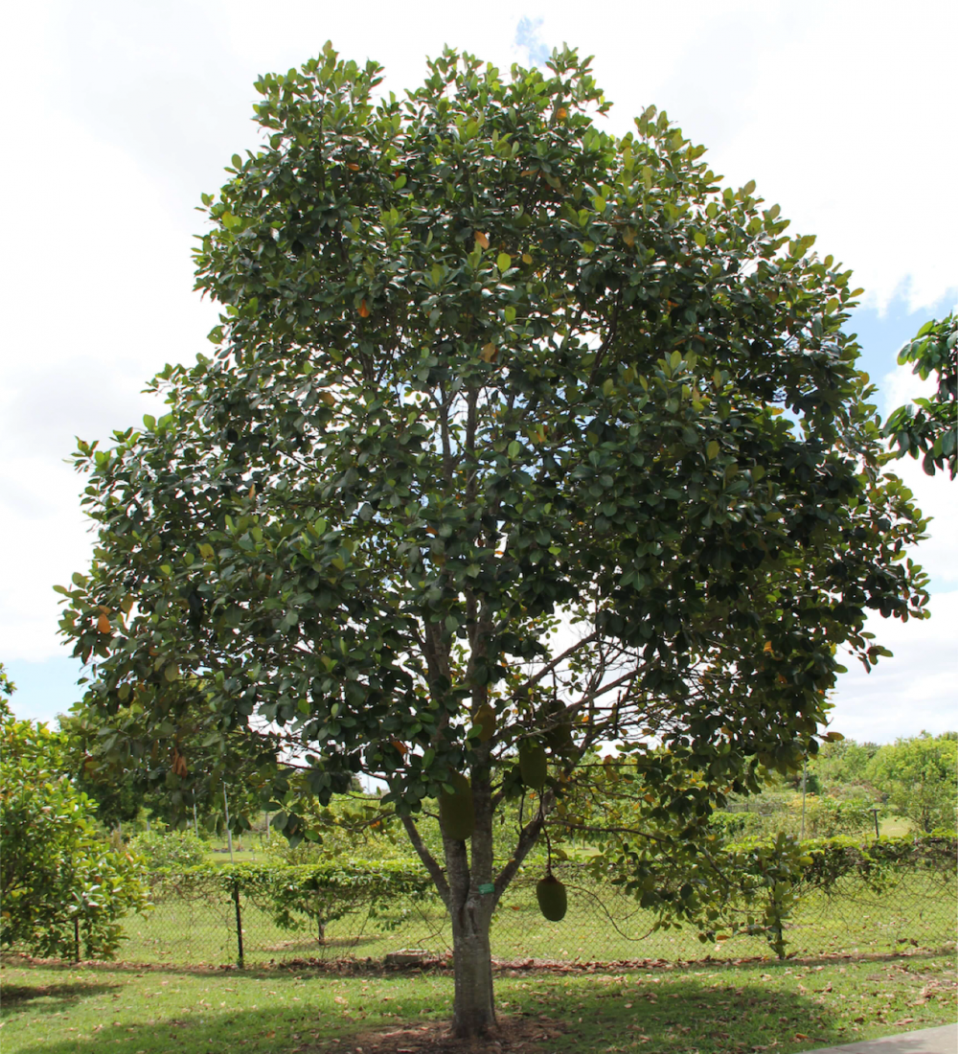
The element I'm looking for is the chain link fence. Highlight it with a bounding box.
[116,860,956,968]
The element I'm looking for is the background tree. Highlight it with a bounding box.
[866,733,957,833]
[884,313,957,478]
[808,736,880,795]
[59,46,928,1037]
[61,679,271,838]
[0,664,148,959]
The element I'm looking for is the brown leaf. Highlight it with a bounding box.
[475,231,490,249]
[480,343,499,364]
[358,299,370,318]
[97,614,112,634]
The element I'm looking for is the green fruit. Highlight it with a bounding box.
[439,772,475,841]
[544,714,574,754]
[519,740,547,790]
[536,873,567,921]
[473,703,496,743]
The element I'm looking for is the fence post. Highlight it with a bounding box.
[74,916,80,963]
[232,879,245,969]
[224,787,234,864]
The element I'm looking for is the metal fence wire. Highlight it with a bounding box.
[117,861,957,968]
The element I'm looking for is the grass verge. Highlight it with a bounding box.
[1,951,955,1054]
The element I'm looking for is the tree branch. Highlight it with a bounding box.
[493,802,550,905]
[399,813,450,907]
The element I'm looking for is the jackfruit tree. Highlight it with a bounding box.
[59,45,929,1036]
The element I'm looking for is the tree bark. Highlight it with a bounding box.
[450,899,496,1037]
[441,759,547,1038]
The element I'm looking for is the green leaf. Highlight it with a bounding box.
[496,253,512,273]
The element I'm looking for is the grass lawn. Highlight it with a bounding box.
[203,847,263,866]
[1,952,955,1054]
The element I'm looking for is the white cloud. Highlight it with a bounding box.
[882,361,937,418]
[830,591,958,743]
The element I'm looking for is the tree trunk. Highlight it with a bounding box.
[445,758,499,1039]
[450,898,496,1037]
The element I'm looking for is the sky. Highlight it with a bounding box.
[1,0,955,744]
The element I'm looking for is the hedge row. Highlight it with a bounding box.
[139,835,956,960]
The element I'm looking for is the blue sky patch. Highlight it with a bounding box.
[515,17,550,66]
[848,285,957,402]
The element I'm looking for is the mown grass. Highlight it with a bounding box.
[1,952,955,1053]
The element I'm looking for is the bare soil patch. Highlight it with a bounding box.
[349,1014,565,1053]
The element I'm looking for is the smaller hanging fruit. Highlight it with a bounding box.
[438,771,475,841]
[519,739,547,790]
[543,702,574,755]
[473,703,496,742]
[536,871,568,921]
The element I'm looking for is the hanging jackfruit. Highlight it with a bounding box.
[438,772,475,841]
[536,873,568,921]
[543,704,574,754]
[519,739,547,790]
[473,703,496,742]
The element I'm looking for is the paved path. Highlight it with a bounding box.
[801,1023,957,1054]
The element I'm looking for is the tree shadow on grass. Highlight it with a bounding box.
[0,981,119,1018]
[0,973,861,1054]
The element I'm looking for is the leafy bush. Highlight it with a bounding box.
[128,829,207,869]
[866,733,958,833]
[613,824,957,961]
[708,809,765,841]
[0,668,149,959]
[807,795,880,838]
